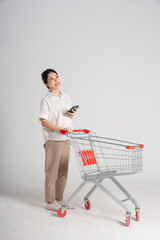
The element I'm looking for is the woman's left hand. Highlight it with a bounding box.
[67,109,77,119]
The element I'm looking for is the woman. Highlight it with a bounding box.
[39,69,77,211]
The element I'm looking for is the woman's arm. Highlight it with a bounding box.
[39,118,73,132]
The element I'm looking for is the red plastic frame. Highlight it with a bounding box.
[126,146,135,150]
[139,144,144,148]
[79,150,97,166]
[60,129,90,134]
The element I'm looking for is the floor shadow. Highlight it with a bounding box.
[1,191,137,226]
[1,190,44,209]
[117,221,128,227]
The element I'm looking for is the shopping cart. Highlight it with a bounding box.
[57,129,144,226]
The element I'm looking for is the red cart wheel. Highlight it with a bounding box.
[136,210,140,221]
[85,200,91,210]
[57,208,67,217]
[126,215,130,227]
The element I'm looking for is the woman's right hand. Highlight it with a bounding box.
[62,127,73,133]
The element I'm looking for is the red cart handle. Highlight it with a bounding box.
[60,129,90,134]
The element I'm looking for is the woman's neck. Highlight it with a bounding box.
[50,89,61,98]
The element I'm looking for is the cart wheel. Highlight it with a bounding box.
[57,208,67,218]
[126,215,130,227]
[85,200,91,210]
[136,210,140,221]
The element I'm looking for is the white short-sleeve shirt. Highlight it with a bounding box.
[39,91,73,144]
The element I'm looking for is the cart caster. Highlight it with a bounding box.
[57,208,67,217]
[136,210,140,221]
[85,200,91,210]
[125,215,130,227]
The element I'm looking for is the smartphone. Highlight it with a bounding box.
[67,105,79,113]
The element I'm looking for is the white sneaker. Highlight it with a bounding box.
[45,200,61,211]
[58,199,75,209]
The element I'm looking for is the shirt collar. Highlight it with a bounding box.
[47,90,65,99]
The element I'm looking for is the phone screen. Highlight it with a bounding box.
[68,105,79,113]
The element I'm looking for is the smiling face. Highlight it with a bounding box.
[46,72,61,90]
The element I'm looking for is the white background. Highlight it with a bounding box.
[0,0,160,239]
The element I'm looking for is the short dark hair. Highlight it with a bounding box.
[41,69,58,89]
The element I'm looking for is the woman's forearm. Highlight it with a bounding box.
[40,118,61,132]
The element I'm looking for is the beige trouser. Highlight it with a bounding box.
[44,140,70,203]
